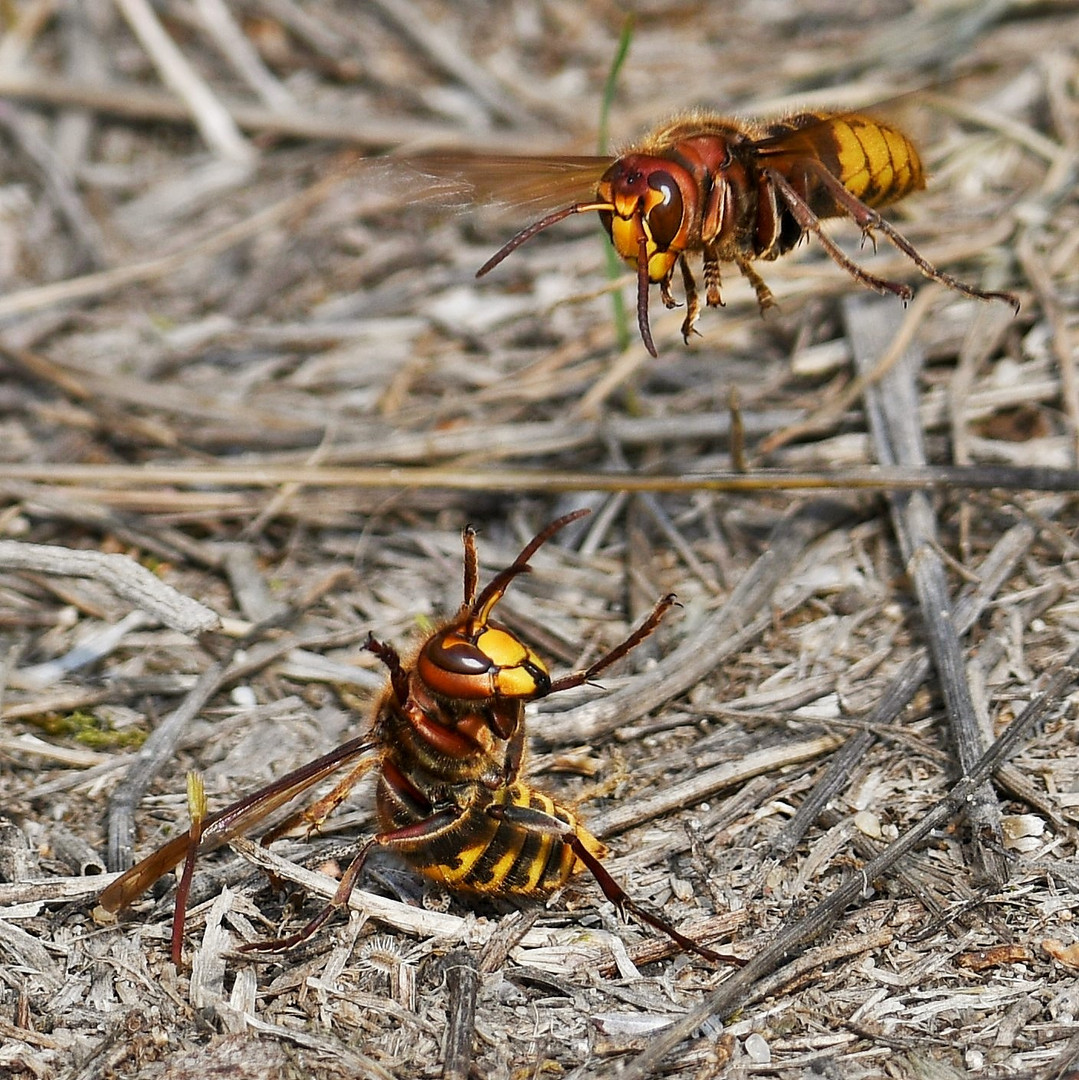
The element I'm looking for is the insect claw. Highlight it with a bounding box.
[680,315,702,343]
[659,279,680,309]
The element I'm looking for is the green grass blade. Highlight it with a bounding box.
[598,15,635,353]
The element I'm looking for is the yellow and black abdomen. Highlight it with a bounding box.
[827,115,924,208]
[377,773,607,897]
[761,112,926,217]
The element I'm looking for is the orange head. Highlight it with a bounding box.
[413,510,591,703]
[473,152,704,357]
[416,621,550,702]
[596,154,695,283]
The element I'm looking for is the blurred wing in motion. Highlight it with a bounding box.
[399,152,612,215]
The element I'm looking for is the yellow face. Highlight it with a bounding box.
[608,215,680,281]
[474,627,547,697]
[598,155,690,283]
[417,622,550,701]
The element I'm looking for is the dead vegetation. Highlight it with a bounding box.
[0,1,1078,1078]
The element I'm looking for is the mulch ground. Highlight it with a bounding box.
[1,2,1078,1078]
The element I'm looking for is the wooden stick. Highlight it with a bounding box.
[0,540,219,636]
[847,293,1007,884]
[611,643,1079,1080]
[3,460,1079,496]
[113,0,254,165]
[770,505,1048,857]
[440,950,480,1080]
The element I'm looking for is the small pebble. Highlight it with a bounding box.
[854,810,883,840]
[230,685,257,707]
[744,1032,771,1064]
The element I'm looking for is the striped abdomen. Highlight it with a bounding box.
[760,112,926,213]
[377,773,606,897]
